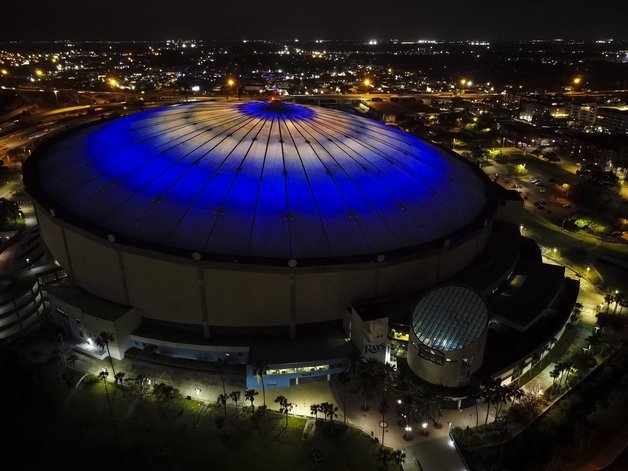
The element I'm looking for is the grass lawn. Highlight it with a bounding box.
[2,366,386,471]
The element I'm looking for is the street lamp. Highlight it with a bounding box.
[363,78,371,94]
[226,78,236,100]
[53,90,59,107]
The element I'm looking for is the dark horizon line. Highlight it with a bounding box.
[0,37,626,43]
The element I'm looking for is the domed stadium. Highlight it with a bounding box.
[24,100,498,336]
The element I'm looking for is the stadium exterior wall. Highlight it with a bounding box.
[34,204,493,329]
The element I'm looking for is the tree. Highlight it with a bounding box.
[505,391,543,428]
[126,374,152,405]
[604,294,614,313]
[153,382,179,404]
[338,371,350,426]
[560,361,574,387]
[469,388,483,427]
[229,391,241,415]
[310,403,321,421]
[377,447,392,470]
[252,361,269,408]
[95,332,117,378]
[550,367,561,388]
[359,358,381,411]
[381,362,397,397]
[215,357,229,395]
[319,402,339,434]
[613,292,625,315]
[348,350,364,392]
[569,350,597,374]
[275,395,293,428]
[492,384,523,421]
[114,371,125,386]
[98,369,119,449]
[217,393,228,418]
[379,398,390,446]
[244,388,258,414]
[392,449,406,467]
[114,371,126,396]
[481,378,502,426]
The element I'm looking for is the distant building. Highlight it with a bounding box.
[596,106,628,134]
[562,133,628,176]
[567,103,598,129]
[517,97,569,128]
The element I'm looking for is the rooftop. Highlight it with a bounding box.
[46,281,132,322]
[25,101,492,266]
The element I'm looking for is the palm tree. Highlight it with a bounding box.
[561,361,574,387]
[618,298,627,315]
[275,395,293,428]
[98,369,118,449]
[570,350,596,374]
[392,449,406,468]
[310,403,321,421]
[114,371,126,396]
[381,362,397,397]
[493,384,523,421]
[229,391,241,415]
[613,293,625,315]
[348,350,364,392]
[338,371,350,426]
[377,448,392,470]
[244,388,258,414]
[379,398,390,446]
[604,294,613,313]
[481,378,501,426]
[114,371,125,385]
[95,332,116,378]
[359,358,380,411]
[319,402,338,434]
[217,393,228,418]
[550,367,561,388]
[215,357,229,395]
[469,388,482,427]
[252,361,269,408]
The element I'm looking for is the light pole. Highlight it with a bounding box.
[363,78,371,95]
[226,78,235,100]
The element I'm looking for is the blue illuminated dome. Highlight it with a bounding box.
[26,101,491,264]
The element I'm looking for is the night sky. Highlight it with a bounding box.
[2,0,626,41]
